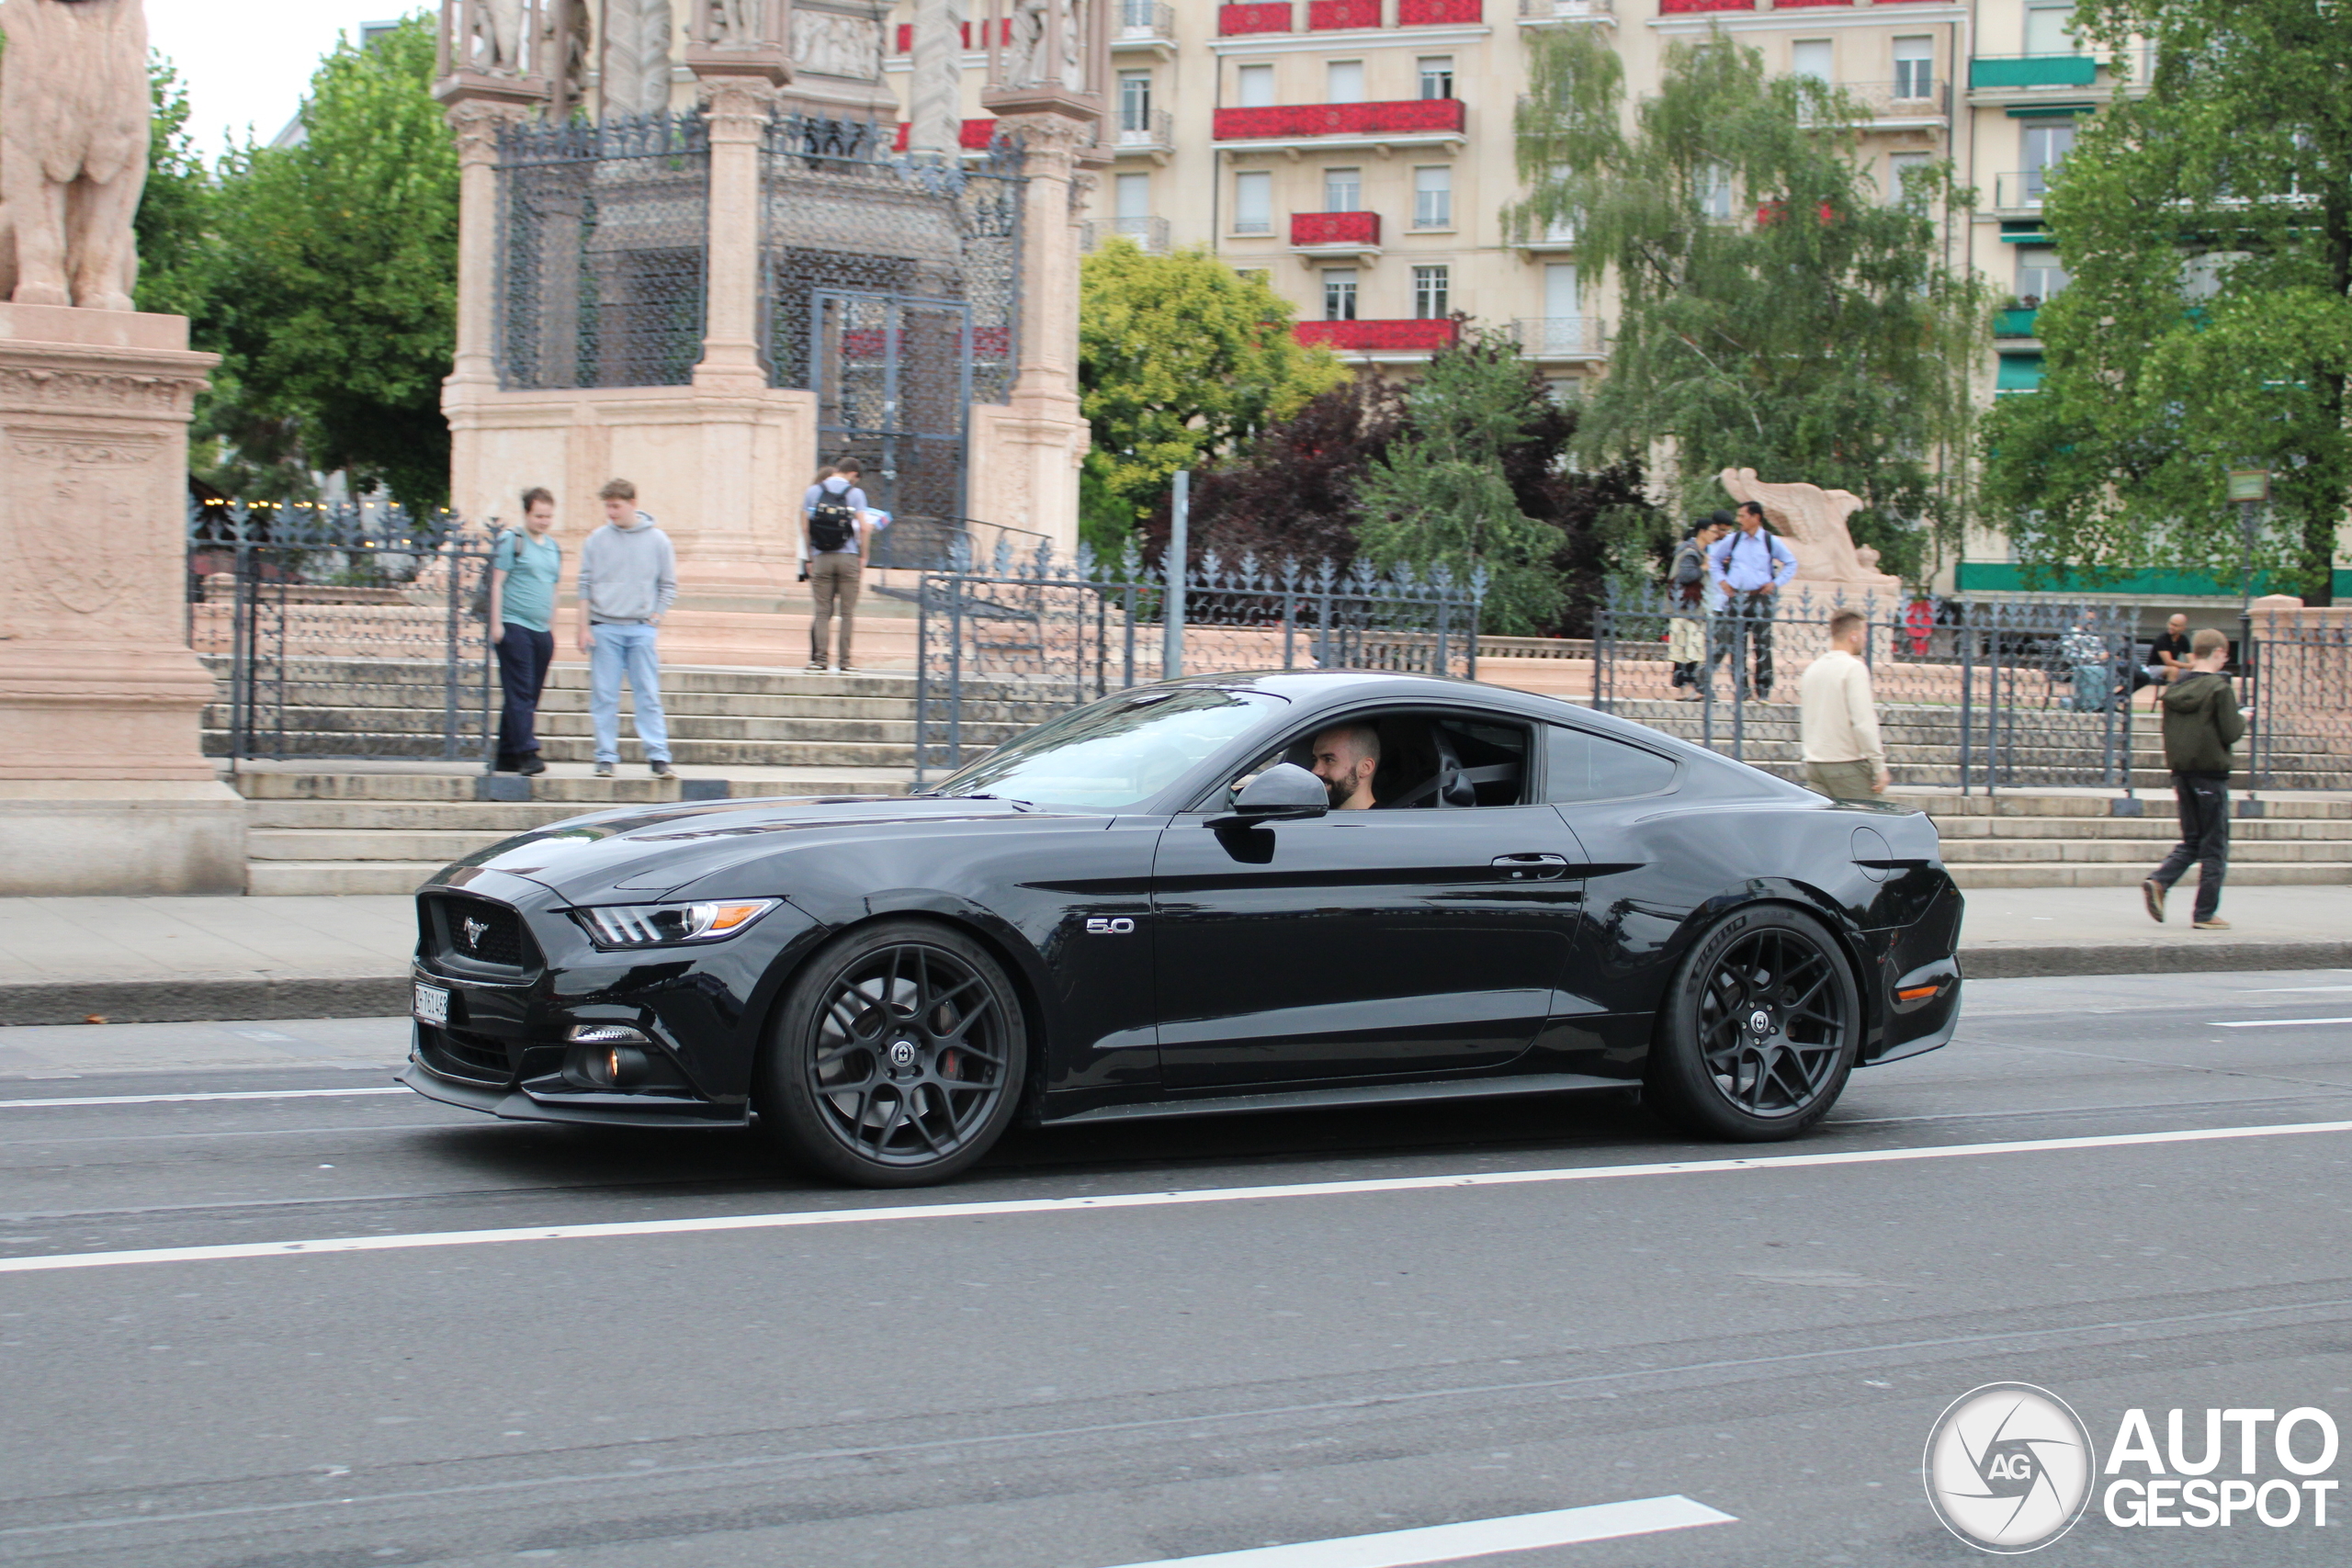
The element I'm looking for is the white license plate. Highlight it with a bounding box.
[413,982,450,1027]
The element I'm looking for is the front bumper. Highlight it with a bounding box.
[398,1056,748,1128]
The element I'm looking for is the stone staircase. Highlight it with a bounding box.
[213,662,2352,896]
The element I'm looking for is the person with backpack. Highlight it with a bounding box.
[801,460,868,672]
[488,487,562,775]
[2143,627,2246,931]
[1666,512,1728,699]
[1704,501,1800,702]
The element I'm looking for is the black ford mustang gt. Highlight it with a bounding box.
[401,671,1962,1186]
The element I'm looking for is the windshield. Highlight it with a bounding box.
[929,687,1280,811]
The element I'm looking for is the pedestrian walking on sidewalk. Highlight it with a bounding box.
[1667,513,1728,699]
[577,479,678,779]
[1704,501,1799,702]
[1799,608,1890,801]
[490,487,562,775]
[801,460,868,672]
[2143,627,2245,931]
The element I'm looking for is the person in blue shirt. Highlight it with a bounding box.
[1704,500,1800,702]
[489,487,563,775]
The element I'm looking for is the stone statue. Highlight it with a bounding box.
[702,0,757,43]
[0,0,151,311]
[602,0,676,118]
[473,0,529,71]
[1718,468,1904,592]
[1012,0,1082,92]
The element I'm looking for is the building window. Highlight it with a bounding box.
[1236,63,1275,107]
[1418,56,1454,100]
[1413,165,1452,229]
[1327,60,1364,104]
[1413,265,1449,320]
[2024,5,2080,54]
[1324,168,1362,212]
[1235,267,1271,286]
[1888,152,1930,202]
[1544,261,1577,321]
[2016,246,2068,305]
[2021,119,2075,200]
[1119,71,1153,133]
[1792,40,1832,84]
[1698,164,1734,220]
[1323,268,1359,321]
[1235,170,1272,233]
[1115,171,1151,220]
[1893,36,1934,100]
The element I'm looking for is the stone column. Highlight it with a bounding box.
[687,31,797,587]
[0,306,241,894]
[908,0,966,162]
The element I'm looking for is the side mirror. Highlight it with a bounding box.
[1213,761,1329,826]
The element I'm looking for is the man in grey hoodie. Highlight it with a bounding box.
[576,479,679,778]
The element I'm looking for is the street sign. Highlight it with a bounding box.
[2226,468,2270,502]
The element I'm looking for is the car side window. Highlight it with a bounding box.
[1219,709,1532,810]
[1544,724,1679,803]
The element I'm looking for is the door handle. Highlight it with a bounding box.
[1493,852,1569,881]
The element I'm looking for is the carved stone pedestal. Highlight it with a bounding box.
[0,305,243,895]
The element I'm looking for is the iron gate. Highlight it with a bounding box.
[188,502,498,763]
[812,290,973,520]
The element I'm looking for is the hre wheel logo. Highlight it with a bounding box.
[1924,1382,2095,1552]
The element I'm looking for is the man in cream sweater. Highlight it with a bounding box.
[1800,609,1889,800]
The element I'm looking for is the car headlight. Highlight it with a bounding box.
[571,899,779,949]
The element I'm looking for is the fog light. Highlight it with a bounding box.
[564,1023,651,1089]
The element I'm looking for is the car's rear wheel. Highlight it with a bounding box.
[1645,905,1858,1141]
[757,919,1026,1186]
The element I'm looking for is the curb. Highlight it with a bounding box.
[1961,942,2352,980]
[5,943,2350,1026]
[0,976,410,1029]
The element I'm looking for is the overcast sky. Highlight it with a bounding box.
[147,1,431,158]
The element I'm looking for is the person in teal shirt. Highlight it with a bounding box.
[490,488,564,774]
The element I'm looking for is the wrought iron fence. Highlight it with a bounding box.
[2246,610,2352,794]
[188,502,498,763]
[763,117,1024,523]
[496,111,712,390]
[913,547,1484,784]
[1592,588,2154,792]
[865,514,1055,576]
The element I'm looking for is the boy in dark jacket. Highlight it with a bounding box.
[2143,627,2246,930]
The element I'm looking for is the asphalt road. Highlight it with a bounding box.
[0,971,2347,1567]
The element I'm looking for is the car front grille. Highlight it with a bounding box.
[419,1023,515,1085]
[429,895,533,970]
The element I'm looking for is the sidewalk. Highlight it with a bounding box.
[1,886,2346,1031]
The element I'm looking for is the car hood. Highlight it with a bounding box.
[427,795,1053,903]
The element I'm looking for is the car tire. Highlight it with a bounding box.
[1645,904,1859,1142]
[756,919,1028,1187]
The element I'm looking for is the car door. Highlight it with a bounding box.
[1148,707,1586,1089]
[1541,721,1690,1022]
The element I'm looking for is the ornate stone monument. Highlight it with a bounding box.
[1718,468,1905,595]
[0,0,241,895]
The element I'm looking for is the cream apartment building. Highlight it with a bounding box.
[879,2,2161,581]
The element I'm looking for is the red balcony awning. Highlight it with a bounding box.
[892,119,1002,152]
[1295,319,1460,352]
[1290,210,1383,246]
[1215,98,1464,141]
[1308,0,1382,28]
[1658,0,1754,11]
[1397,0,1482,22]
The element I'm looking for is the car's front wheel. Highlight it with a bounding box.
[1646,905,1859,1141]
[757,919,1027,1186]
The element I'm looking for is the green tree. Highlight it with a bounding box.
[1351,327,1570,635]
[1079,240,1343,551]
[1978,0,2352,604]
[1510,28,1988,585]
[134,56,212,320]
[205,16,458,514]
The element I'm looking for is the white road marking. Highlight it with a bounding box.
[0,1118,2346,1277]
[2211,1018,2352,1030]
[1092,1497,1736,1568]
[2248,985,2352,993]
[0,1088,408,1111]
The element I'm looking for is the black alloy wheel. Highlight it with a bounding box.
[1646,905,1858,1141]
[758,919,1027,1186]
